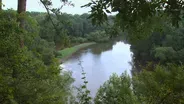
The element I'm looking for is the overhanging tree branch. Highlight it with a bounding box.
[40,0,59,34]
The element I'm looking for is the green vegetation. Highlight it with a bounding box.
[57,42,96,59]
[1,0,184,104]
[76,60,92,104]
[28,12,117,50]
[0,9,74,104]
[95,73,138,104]
[94,64,184,104]
[86,31,109,42]
[84,0,184,103]
[133,64,184,104]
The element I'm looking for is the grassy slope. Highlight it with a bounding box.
[57,42,96,60]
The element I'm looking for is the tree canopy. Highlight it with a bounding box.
[1,0,184,104]
[84,0,184,26]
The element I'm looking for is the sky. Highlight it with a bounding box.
[3,0,91,14]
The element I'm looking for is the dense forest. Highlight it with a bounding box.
[0,0,184,104]
[28,12,116,48]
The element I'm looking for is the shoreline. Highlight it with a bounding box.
[57,42,96,63]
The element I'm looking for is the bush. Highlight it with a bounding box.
[86,30,110,42]
[95,73,138,104]
[71,37,88,43]
[0,10,74,104]
[133,64,184,104]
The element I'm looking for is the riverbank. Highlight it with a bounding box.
[61,41,132,97]
[57,42,96,61]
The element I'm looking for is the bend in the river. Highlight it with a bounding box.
[60,41,132,97]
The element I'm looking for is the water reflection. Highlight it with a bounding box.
[89,41,116,55]
[62,41,132,97]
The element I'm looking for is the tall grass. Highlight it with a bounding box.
[57,42,96,59]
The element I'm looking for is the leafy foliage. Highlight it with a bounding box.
[86,30,110,42]
[126,14,184,72]
[95,73,138,104]
[94,64,184,104]
[133,64,184,104]
[75,60,92,104]
[84,0,184,27]
[28,12,117,49]
[2,1,184,104]
[0,10,74,104]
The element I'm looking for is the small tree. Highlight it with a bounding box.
[95,72,139,104]
[133,64,184,104]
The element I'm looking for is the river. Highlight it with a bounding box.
[61,41,132,97]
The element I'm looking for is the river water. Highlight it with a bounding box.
[61,41,132,97]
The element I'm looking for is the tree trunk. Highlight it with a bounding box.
[17,0,27,48]
[18,0,26,14]
[0,0,2,10]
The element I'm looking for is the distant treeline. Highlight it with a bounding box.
[27,12,119,49]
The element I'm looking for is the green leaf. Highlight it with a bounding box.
[82,85,86,89]
[82,72,86,75]
[86,90,90,94]
[84,81,88,84]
